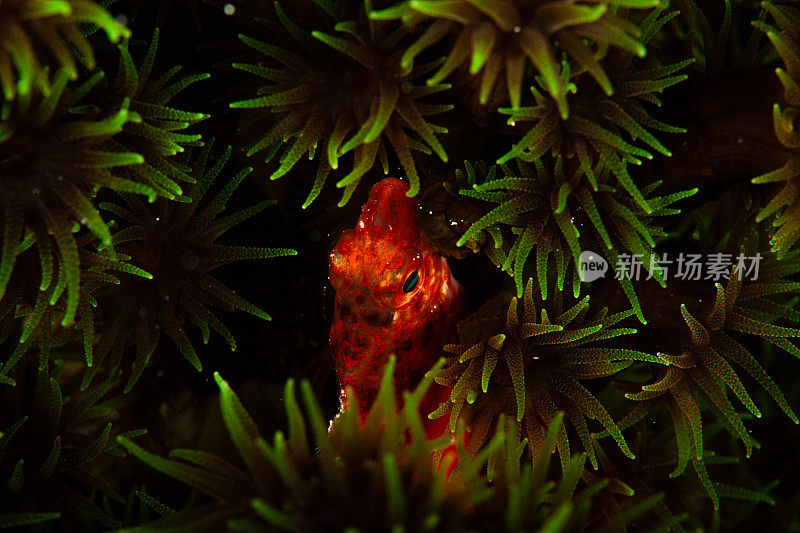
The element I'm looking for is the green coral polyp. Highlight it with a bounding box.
[433,278,663,470]
[497,8,691,213]
[752,2,800,258]
[0,0,794,529]
[624,232,800,509]
[0,69,153,329]
[101,28,211,200]
[118,358,491,531]
[0,230,153,381]
[452,158,697,321]
[87,142,296,390]
[230,0,452,207]
[117,357,659,531]
[0,0,130,100]
[0,355,140,529]
[372,0,660,114]
[675,0,770,74]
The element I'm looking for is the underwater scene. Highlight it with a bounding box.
[0,0,799,531]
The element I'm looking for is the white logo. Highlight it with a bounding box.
[579,251,608,282]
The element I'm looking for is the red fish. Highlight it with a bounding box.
[329,178,464,432]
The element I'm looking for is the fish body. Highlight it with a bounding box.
[329,178,464,421]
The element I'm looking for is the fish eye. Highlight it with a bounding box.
[402,270,419,293]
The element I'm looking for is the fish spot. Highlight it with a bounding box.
[364,312,382,326]
[341,345,356,361]
[420,322,435,345]
[353,334,368,349]
[397,338,414,352]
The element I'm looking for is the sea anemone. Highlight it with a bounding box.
[117,358,494,531]
[670,0,770,74]
[0,0,129,100]
[84,141,296,390]
[431,277,662,471]
[0,353,143,530]
[751,1,800,258]
[0,69,152,330]
[117,356,658,531]
[621,229,800,509]
[0,227,151,380]
[371,0,660,114]
[96,27,210,200]
[586,411,775,529]
[473,411,669,531]
[229,0,453,207]
[451,159,697,321]
[498,6,691,214]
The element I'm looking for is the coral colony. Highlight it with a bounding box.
[1,0,800,531]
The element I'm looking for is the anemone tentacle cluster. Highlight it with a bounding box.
[0,353,139,529]
[753,1,800,257]
[230,0,453,207]
[0,69,149,330]
[496,7,691,215]
[433,278,662,469]
[86,141,296,390]
[0,0,129,99]
[619,228,800,508]
[450,159,696,320]
[98,27,211,200]
[119,359,667,531]
[371,0,661,114]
